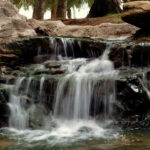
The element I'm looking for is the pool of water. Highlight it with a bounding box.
[1,129,150,150]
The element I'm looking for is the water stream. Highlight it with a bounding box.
[1,38,150,150]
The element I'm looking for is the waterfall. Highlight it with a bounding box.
[8,77,29,129]
[54,46,117,120]
[61,38,75,57]
[48,37,75,58]
[7,39,118,133]
[4,39,121,146]
[39,77,45,96]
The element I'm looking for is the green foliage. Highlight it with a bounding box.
[9,0,34,9]
[113,18,123,23]
[110,13,120,17]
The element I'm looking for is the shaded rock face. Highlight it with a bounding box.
[109,42,150,68]
[121,1,150,29]
[2,37,150,68]
[115,79,150,129]
[7,37,106,65]
[0,87,9,127]
[91,76,150,129]
[0,1,36,43]
[116,78,150,116]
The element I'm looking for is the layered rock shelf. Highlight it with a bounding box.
[1,1,150,130]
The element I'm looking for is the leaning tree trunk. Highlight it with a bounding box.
[56,0,67,19]
[87,0,121,18]
[33,0,46,20]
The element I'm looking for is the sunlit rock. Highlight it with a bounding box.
[0,1,36,43]
[121,1,150,29]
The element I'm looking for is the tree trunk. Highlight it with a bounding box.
[56,0,67,19]
[87,0,121,18]
[51,8,57,19]
[33,0,46,20]
[67,8,72,19]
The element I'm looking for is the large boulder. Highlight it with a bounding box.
[0,1,36,43]
[121,1,150,29]
[28,19,138,39]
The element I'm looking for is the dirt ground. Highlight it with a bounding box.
[62,14,123,26]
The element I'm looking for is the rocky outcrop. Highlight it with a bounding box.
[0,1,36,43]
[115,76,150,129]
[28,19,138,39]
[121,1,150,29]
[109,41,150,68]
[7,37,106,65]
[0,1,36,68]
[6,37,150,68]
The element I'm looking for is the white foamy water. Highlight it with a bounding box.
[5,43,119,145]
[3,119,119,146]
[8,77,29,130]
[54,47,118,120]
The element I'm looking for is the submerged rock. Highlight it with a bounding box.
[121,1,150,29]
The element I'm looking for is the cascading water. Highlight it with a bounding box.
[54,49,117,120]
[8,77,29,129]
[5,39,119,145]
[48,37,75,58]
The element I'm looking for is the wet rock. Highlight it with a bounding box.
[0,75,16,84]
[6,76,16,84]
[0,54,18,66]
[34,69,50,75]
[132,29,150,40]
[109,42,150,68]
[43,77,59,110]
[0,66,13,78]
[131,44,150,67]
[4,37,150,69]
[0,87,9,103]
[11,70,24,77]
[111,76,150,129]
[109,45,130,68]
[45,63,61,69]
[50,68,66,75]
[116,78,150,118]
[121,1,150,29]
[8,37,106,64]
[33,55,59,63]
[0,87,9,127]
[15,66,26,72]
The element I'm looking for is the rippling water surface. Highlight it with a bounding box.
[1,129,150,150]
